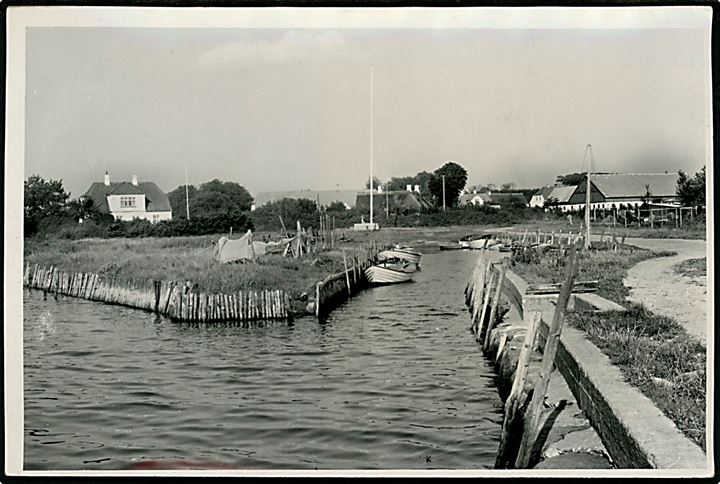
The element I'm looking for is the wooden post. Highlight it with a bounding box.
[469,257,490,331]
[495,310,542,469]
[515,244,581,469]
[483,258,511,350]
[342,249,351,296]
[475,268,498,341]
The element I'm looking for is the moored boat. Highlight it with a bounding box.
[377,247,422,265]
[439,244,468,251]
[364,261,416,285]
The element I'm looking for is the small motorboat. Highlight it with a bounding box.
[377,246,422,265]
[459,234,502,250]
[439,244,468,251]
[365,260,416,285]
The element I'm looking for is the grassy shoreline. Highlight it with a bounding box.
[510,243,706,450]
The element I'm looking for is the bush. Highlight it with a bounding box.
[30,212,254,240]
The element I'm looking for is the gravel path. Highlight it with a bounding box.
[621,237,708,343]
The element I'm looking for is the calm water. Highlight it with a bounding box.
[23,250,503,470]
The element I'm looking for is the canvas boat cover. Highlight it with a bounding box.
[215,231,268,263]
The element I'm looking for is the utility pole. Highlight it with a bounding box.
[442,174,446,212]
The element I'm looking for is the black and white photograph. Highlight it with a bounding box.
[4,4,714,477]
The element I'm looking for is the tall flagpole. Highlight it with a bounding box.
[584,144,592,249]
[185,162,191,220]
[369,65,374,227]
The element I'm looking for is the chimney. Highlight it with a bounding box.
[104,171,110,186]
[406,184,412,192]
[131,174,138,186]
[413,184,420,193]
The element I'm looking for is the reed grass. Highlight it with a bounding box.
[23,236,372,301]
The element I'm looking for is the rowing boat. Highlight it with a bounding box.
[377,247,422,265]
[364,261,416,284]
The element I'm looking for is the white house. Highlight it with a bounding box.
[459,191,491,206]
[82,172,172,223]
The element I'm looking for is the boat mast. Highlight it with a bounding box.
[584,144,592,249]
[369,65,374,226]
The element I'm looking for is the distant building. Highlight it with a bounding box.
[252,189,358,211]
[459,191,491,206]
[460,191,527,208]
[562,173,680,212]
[530,186,556,208]
[355,189,431,213]
[532,185,576,210]
[82,172,172,223]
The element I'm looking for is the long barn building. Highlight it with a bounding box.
[558,172,680,212]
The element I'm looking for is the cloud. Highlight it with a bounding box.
[197,30,350,69]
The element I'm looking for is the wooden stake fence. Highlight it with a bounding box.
[24,264,291,323]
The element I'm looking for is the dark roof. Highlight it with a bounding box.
[82,181,172,213]
[355,190,432,211]
[589,173,679,199]
[489,192,528,204]
[533,186,556,198]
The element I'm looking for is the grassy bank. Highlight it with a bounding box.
[510,239,705,450]
[24,234,387,308]
[566,306,706,450]
[674,257,707,279]
[510,245,676,307]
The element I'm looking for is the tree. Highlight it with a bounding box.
[428,161,468,208]
[167,179,253,218]
[384,171,433,195]
[500,182,516,192]
[326,200,348,212]
[365,176,382,189]
[24,175,70,220]
[167,184,198,219]
[24,175,71,236]
[676,166,705,206]
[544,197,559,209]
[65,197,113,224]
[385,176,415,192]
[250,197,319,231]
[555,172,585,186]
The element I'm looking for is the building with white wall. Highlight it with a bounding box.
[82,172,172,223]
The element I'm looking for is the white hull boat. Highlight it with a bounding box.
[365,262,416,284]
[377,248,422,265]
[468,238,501,250]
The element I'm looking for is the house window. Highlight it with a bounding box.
[152,214,160,223]
[120,196,136,208]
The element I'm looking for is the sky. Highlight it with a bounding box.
[24,21,710,199]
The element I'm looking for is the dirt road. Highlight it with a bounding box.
[621,237,708,343]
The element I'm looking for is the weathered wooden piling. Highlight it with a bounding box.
[24,264,291,324]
